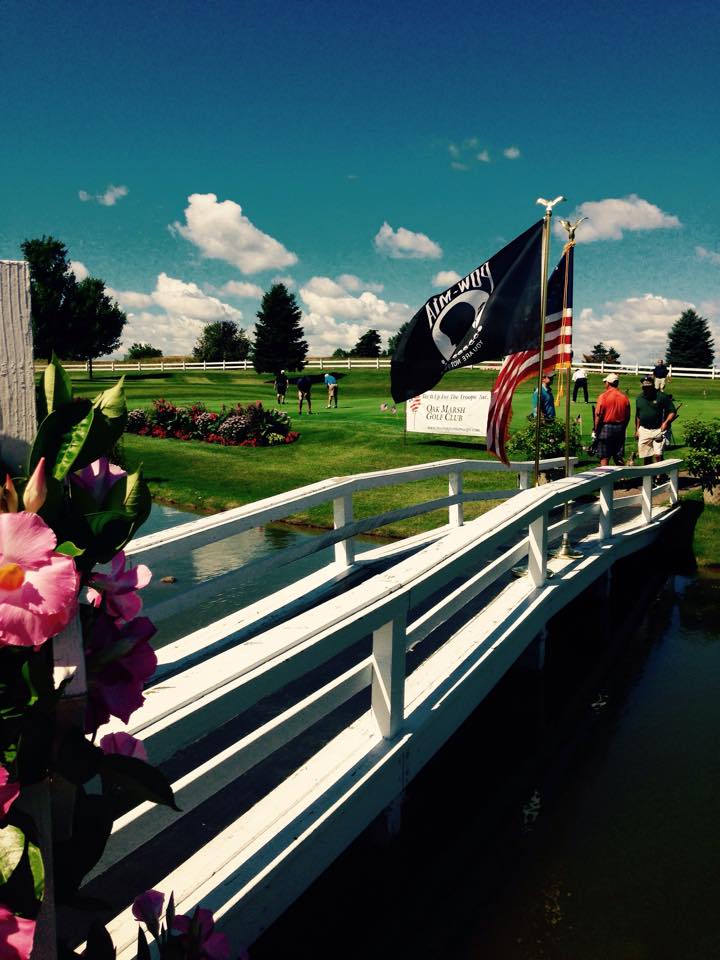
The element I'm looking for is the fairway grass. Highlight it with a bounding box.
[67,368,720,539]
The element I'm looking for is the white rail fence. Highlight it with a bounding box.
[46,357,720,379]
[92,457,680,957]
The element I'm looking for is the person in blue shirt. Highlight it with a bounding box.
[324,372,338,408]
[531,374,556,420]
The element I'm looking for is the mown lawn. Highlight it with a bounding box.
[67,368,720,543]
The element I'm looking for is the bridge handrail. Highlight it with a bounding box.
[97,458,680,955]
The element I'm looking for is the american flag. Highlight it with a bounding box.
[486,244,574,465]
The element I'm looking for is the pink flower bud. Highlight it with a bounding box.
[23,458,47,514]
[0,475,19,514]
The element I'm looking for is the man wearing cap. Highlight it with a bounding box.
[531,373,556,420]
[635,376,676,464]
[593,373,631,466]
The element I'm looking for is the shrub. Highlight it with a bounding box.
[684,418,720,492]
[126,409,149,433]
[506,419,582,460]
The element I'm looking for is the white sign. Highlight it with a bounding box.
[406,390,491,437]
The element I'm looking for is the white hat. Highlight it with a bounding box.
[603,373,619,384]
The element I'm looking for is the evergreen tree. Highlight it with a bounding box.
[583,342,621,364]
[252,284,308,373]
[351,329,382,358]
[193,320,250,362]
[386,321,411,357]
[21,236,126,378]
[666,309,714,368]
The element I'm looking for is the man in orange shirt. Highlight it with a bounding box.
[593,373,631,466]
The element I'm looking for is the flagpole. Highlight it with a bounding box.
[533,196,565,484]
[554,216,587,559]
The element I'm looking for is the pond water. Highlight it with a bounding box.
[252,563,720,960]
[137,503,379,645]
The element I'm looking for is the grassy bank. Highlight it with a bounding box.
[65,368,720,538]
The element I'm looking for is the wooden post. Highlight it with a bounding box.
[518,467,531,490]
[0,261,37,473]
[528,513,547,587]
[598,479,613,541]
[371,611,407,739]
[448,470,464,527]
[642,474,653,523]
[333,493,355,569]
[669,467,679,505]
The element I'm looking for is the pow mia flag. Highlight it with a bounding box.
[390,220,543,402]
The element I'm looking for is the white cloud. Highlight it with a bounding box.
[476,149,490,163]
[78,184,128,206]
[696,245,720,266]
[271,274,296,290]
[450,161,470,171]
[111,273,244,356]
[172,193,298,274]
[70,260,89,281]
[577,293,692,362]
[336,273,384,294]
[432,270,461,287]
[217,280,264,298]
[503,146,521,159]
[299,275,411,354]
[373,222,442,260]
[555,195,681,243]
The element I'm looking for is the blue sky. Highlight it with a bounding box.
[2,0,719,363]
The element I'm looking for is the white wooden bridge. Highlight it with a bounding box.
[82,454,680,956]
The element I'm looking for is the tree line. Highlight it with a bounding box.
[22,236,716,376]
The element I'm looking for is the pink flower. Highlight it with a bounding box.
[0,512,80,648]
[0,905,36,960]
[71,458,126,504]
[22,458,47,514]
[85,613,157,732]
[86,551,152,622]
[100,732,148,761]
[173,908,231,960]
[132,889,165,937]
[0,766,19,819]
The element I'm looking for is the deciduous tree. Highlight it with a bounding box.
[21,235,126,378]
[192,320,250,362]
[125,343,163,360]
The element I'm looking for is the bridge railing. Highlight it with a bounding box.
[126,456,574,630]
[97,458,681,956]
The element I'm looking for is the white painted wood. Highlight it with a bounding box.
[642,474,653,523]
[669,467,679,505]
[598,480,613,541]
[371,606,408,738]
[528,514,548,587]
[0,261,37,472]
[448,471,463,526]
[333,493,355,568]
[91,459,681,956]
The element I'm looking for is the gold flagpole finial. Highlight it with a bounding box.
[559,216,588,243]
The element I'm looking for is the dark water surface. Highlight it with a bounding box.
[253,563,720,960]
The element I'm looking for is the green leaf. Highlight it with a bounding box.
[43,355,73,414]
[56,728,104,785]
[84,510,134,563]
[84,922,116,960]
[122,468,152,537]
[0,824,25,885]
[26,839,45,902]
[137,927,152,960]
[28,399,92,478]
[100,755,179,811]
[53,790,113,900]
[92,376,126,422]
[55,541,85,558]
[52,407,98,480]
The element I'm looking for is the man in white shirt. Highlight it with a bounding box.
[572,366,589,403]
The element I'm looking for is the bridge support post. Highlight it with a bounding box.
[598,480,613,541]
[669,467,679,505]
[333,494,355,568]
[528,514,548,587]
[448,470,464,527]
[371,612,407,739]
[642,475,653,523]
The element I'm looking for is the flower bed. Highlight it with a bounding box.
[126,399,299,447]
